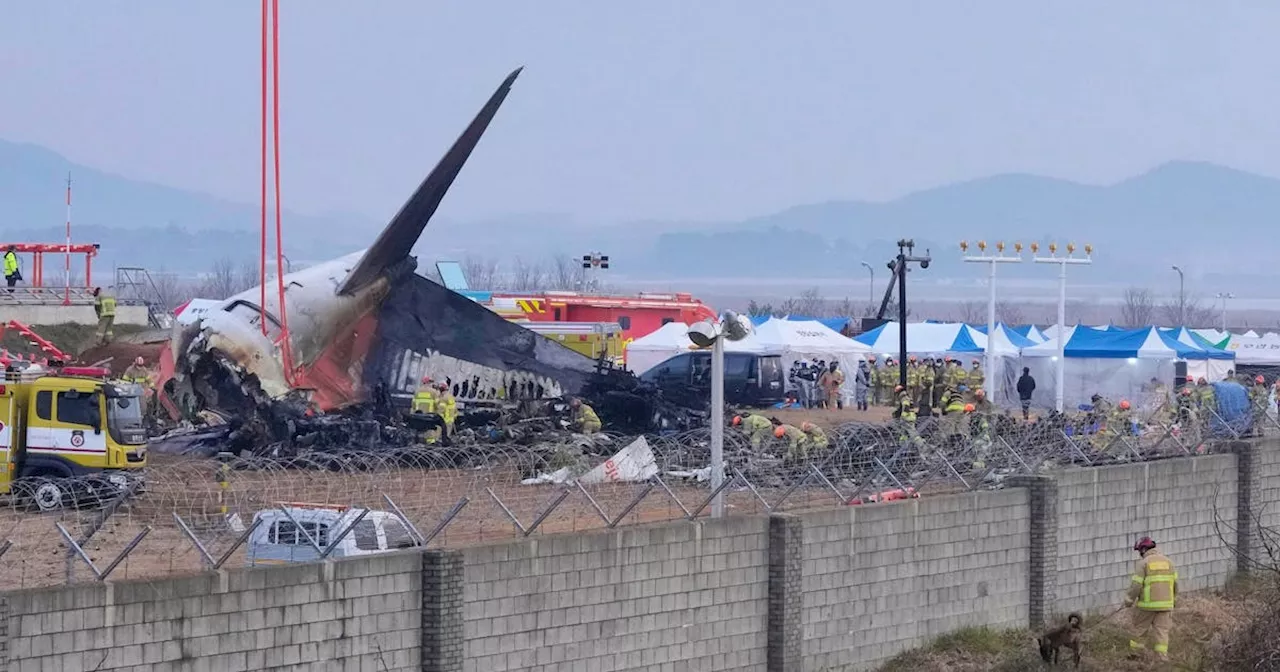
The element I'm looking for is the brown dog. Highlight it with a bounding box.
[1037,612,1082,667]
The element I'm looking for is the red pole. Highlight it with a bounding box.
[85,254,92,288]
[63,174,72,306]
[258,0,269,335]
[33,252,42,287]
[271,0,293,379]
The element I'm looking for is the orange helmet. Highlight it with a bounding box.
[908,355,917,363]
[421,376,433,385]
[1119,400,1131,410]
[867,355,876,362]
[944,356,952,362]
[894,385,904,393]
[1186,375,1195,383]
[801,421,815,432]
[732,415,743,426]
[963,403,975,413]
[774,425,787,438]
[974,389,985,398]
[1181,387,1192,396]
[1198,377,1207,384]
[1257,375,1266,384]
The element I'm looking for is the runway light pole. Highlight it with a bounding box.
[1215,292,1234,331]
[1171,265,1185,326]
[687,311,753,518]
[860,261,873,305]
[961,240,1024,402]
[1033,242,1094,412]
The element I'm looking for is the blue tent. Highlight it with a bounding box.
[1023,327,1229,360]
[748,315,853,333]
[854,322,983,354]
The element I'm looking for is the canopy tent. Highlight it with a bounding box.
[966,323,1037,354]
[751,319,870,401]
[747,315,854,334]
[853,322,983,357]
[1224,333,1280,365]
[1007,324,1049,343]
[623,321,764,375]
[1192,328,1231,349]
[1243,329,1261,338]
[1021,327,1235,409]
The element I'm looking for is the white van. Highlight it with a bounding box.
[246,503,421,566]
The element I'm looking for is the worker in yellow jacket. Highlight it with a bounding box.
[733,413,775,449]
[3,246,19,291]
[436,383,457,436]
[570,397,602,434]
[93,287,116,345]
[1124,536,1178,660]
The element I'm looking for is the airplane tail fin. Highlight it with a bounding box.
[337,67,522,295]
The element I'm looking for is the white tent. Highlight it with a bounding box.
[752,319,870,401]
[624,322,763,375]
[1224,333,1280,365]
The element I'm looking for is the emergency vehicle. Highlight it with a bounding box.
[0,364,148,510]
[518,321,625,365]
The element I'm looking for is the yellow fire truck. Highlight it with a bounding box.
[0,364,148,510]
[517,321,625,366]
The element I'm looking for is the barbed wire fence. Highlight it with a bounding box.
[0,392,1273,590]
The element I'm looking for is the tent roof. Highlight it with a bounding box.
[751,318,869,353]
[854,322,983,355]
[1024,326,1233,360]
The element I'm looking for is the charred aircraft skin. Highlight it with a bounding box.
[162,67,598,417]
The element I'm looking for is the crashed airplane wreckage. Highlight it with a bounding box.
[116,68,700,457]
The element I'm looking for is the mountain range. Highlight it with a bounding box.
[1,138,1273,287]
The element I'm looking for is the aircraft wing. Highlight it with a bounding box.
[337,67,523,296]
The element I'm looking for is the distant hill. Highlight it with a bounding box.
[2,137,1274,285]
[0,139,378,272]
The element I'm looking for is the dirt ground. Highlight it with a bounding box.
[877,580,1270,672]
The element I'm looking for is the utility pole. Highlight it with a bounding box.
[1033,242,1094,412]
[892,239,931,387]
[961,240,1024,403]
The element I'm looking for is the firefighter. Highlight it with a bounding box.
[878,358,896,405]
[570,397,602,434]
[1249,375,1268,436]
[92,287,116,344]
[906,356,921,407]
[948,358,968,391]
[1195,377,1215,434]
[733,413,775,449]
[932,358,947,408]
[3,245,18,291]
[773,423,809,461]
[971,388,995,414]
[801,421,829,453]
[965,402,994,470]
[819,361,845,410]
[866,356,881,406]
[437,383,457,436]
[919,358,935,414]
[941,387,967,441]
[1125,536,1178,661]
[412,377,438,415]
[1100,399,1134,454]
[122,356,151,387]
[968,359,985,392]
[893,387,923,450]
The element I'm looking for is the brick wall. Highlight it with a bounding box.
[1055,455,1238,615]
[2,552,422,672]
[1,444,1277,672]
[459,516,771,672]
[797,489,1031,672]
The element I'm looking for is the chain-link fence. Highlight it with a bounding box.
[1,394,1273,589]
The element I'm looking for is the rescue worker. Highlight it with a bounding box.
[932,358,947,408]
[971,388,995,414]
[866,356,881,406]
[773,423,809,461]
[882,357,898,405]
[1125,536,1177,661]
[965,402,994,470]
[941,387,967,441]
[819,361,845,410]
[1249,375,1268,436]
[1195,377,1216,435]
[968,359,985,392]
[906,356,922,407]
[570,397,602,434]
[733,413,775,449]
[800,421,829,453]
[92,286,116,344]
[437,383,458,437]
[411,376,441,443]
[919,358,935,415]
[2,245,18,291]
[1100,399,1134,454]
[893,387,924,450]
[122,356,156,422]
[948,358,968,391]
[854,361,870,411]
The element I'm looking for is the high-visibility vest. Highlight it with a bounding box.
[440,394,457,425]
[1131,551,1177,611]
[412,388,437,414]
[2,252,17,276]
[97,296,117,317]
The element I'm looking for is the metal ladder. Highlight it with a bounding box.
[114,267,172,329]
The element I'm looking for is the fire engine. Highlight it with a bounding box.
[477,290,717,343]
[0,364,148,510]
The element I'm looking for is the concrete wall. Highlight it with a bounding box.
[460,516,771,672]
[0,304,149,326]
[1055,455,1239,614]
[0,442,1276,672]
[1,552,422,672]
[798,489,1030,671]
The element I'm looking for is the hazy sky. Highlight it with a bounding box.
[2,2,1277,223]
